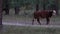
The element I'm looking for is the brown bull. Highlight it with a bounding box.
[32,10,56,25]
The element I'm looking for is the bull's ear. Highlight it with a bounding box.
[49,10,53,13]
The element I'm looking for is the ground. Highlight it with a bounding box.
[0,25,60,34]
[2,14,60,25]
[2,9,60,25]
[1,9,60,34]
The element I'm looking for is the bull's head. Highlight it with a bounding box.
[52,10,56,16]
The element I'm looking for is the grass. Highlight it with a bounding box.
[2,9,60,34]
[0,25,60,34]
[2,9,60,21]
[2,14,60,22]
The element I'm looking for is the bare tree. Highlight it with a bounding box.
[36,0,39,11]
[15,6,20,15]
[14,0,20,15]
[0,0,3,26]
[55,0,59,15]
[48,0,59,15]
[3,0,9,15]
[43,0,45,10]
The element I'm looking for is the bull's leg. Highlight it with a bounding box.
[46,18,50,25]
[32,18,34,25]
[37,18,41,25]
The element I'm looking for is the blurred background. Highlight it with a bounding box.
[2,0,60,25]
[0,0,60,34]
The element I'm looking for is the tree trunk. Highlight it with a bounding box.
[43,0,45,10]
[4,0,9,15]
[36,4,39,11]
[3,0,9,15]
[15,7,20,15]
[4,5,9,15]
[55,0,59,15]
[0,0,3,25]
[36,0,39,11]
[43,3,45,10]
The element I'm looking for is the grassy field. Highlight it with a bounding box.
[0,25,60,34]
[2,14,60,25]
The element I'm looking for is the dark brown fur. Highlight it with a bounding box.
[32,10,53,25]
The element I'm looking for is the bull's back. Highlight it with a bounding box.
[34,11,49,18]
[40,11,49,18]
